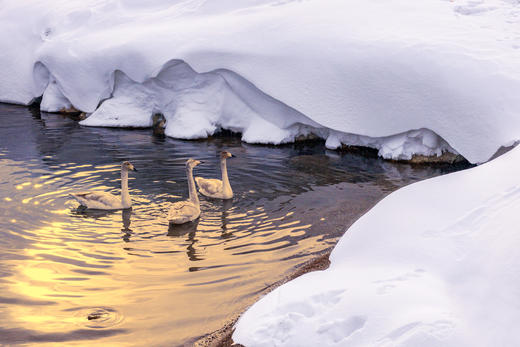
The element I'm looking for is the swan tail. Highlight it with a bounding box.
[69,193,87,207]
[194,177,205,192]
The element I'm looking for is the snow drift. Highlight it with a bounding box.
[1,0,520,162]
[233,136,520,346]
[79,60,457,160]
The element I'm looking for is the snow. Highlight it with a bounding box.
[40,79,72,113]
[326,129,456,161]
[233,143,520,347]
[1,0,519,343]
[80,60,457,158]
[1,0,520,163]
[81,61,323,143]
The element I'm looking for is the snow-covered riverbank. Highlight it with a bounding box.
[1,0,519,162]
[233,137,520,347]
[2,0,519,344]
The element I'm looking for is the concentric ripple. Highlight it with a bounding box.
[69,307,125,329]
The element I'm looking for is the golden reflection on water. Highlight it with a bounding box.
[0,109,466,345]
[1,159,325,344]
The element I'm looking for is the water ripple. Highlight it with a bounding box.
[0,104,469,345]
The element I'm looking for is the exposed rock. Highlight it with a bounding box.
[407,151,466,164]
[489,141,519,161]
[338,144,467,164]
[58,106,81,116]
[338,144,380,158]
[294,132,320,142]
[29,96,42,107]
[152,113,165,136]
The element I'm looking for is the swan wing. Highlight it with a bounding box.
[71,191,122,210]
[168,201,200,224]
[195,177,223,196]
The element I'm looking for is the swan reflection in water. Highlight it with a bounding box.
[220,198,233,239]
[71,206,134,241]
[168,220,200,261]
[166,199,234,262]
[71,207,118,219]
[167,219,199,237]
[70,193,234,262]
[121,209,132,242]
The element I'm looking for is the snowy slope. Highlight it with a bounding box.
[1,0,520,162]
[233,144,520,346]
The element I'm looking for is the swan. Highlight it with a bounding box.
[70,161,137,210]
[195,151,235,199]
[168,159,203,224]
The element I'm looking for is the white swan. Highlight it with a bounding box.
[195,151,235,199]
[168,159,203,224]
[70,161,137,210]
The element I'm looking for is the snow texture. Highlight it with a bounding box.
[1,0,520,162]
[233,141,520,347]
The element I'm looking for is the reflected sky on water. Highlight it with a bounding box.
[0,104,469,345]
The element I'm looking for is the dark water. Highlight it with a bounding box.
[0,104,469,345]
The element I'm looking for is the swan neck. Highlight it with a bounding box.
[220,158,232,196]
[187,166,199,205]
[121,169,131,207]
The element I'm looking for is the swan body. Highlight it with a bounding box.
[70,161,136,210]
[167,200,200,224]
[70,191,126,210]
[195,151,234,199]
[168,159,202,224]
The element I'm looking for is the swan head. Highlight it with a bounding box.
[122,161,137,172]
[186,158,203,169]
[220,151,235,159]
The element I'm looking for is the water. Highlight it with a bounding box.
[0,104,469,345]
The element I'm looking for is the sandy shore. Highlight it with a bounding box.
[195,251,332,347]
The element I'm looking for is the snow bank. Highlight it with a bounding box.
[80,60,324,144]
[80,60,456,159]
[1,0,520,162]
[233,144,520,346]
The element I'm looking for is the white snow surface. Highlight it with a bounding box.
[1,0,520,162]
[233,142,520,347]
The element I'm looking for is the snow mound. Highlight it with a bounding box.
[326,128,456,161]
[1,0,520,162]
[78,59,457,160]
[80,60,323,144]
[233,145,520,346]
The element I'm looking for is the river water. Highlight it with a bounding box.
[0,104,469,345]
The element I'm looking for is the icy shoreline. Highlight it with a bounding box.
[48,59,460,162]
